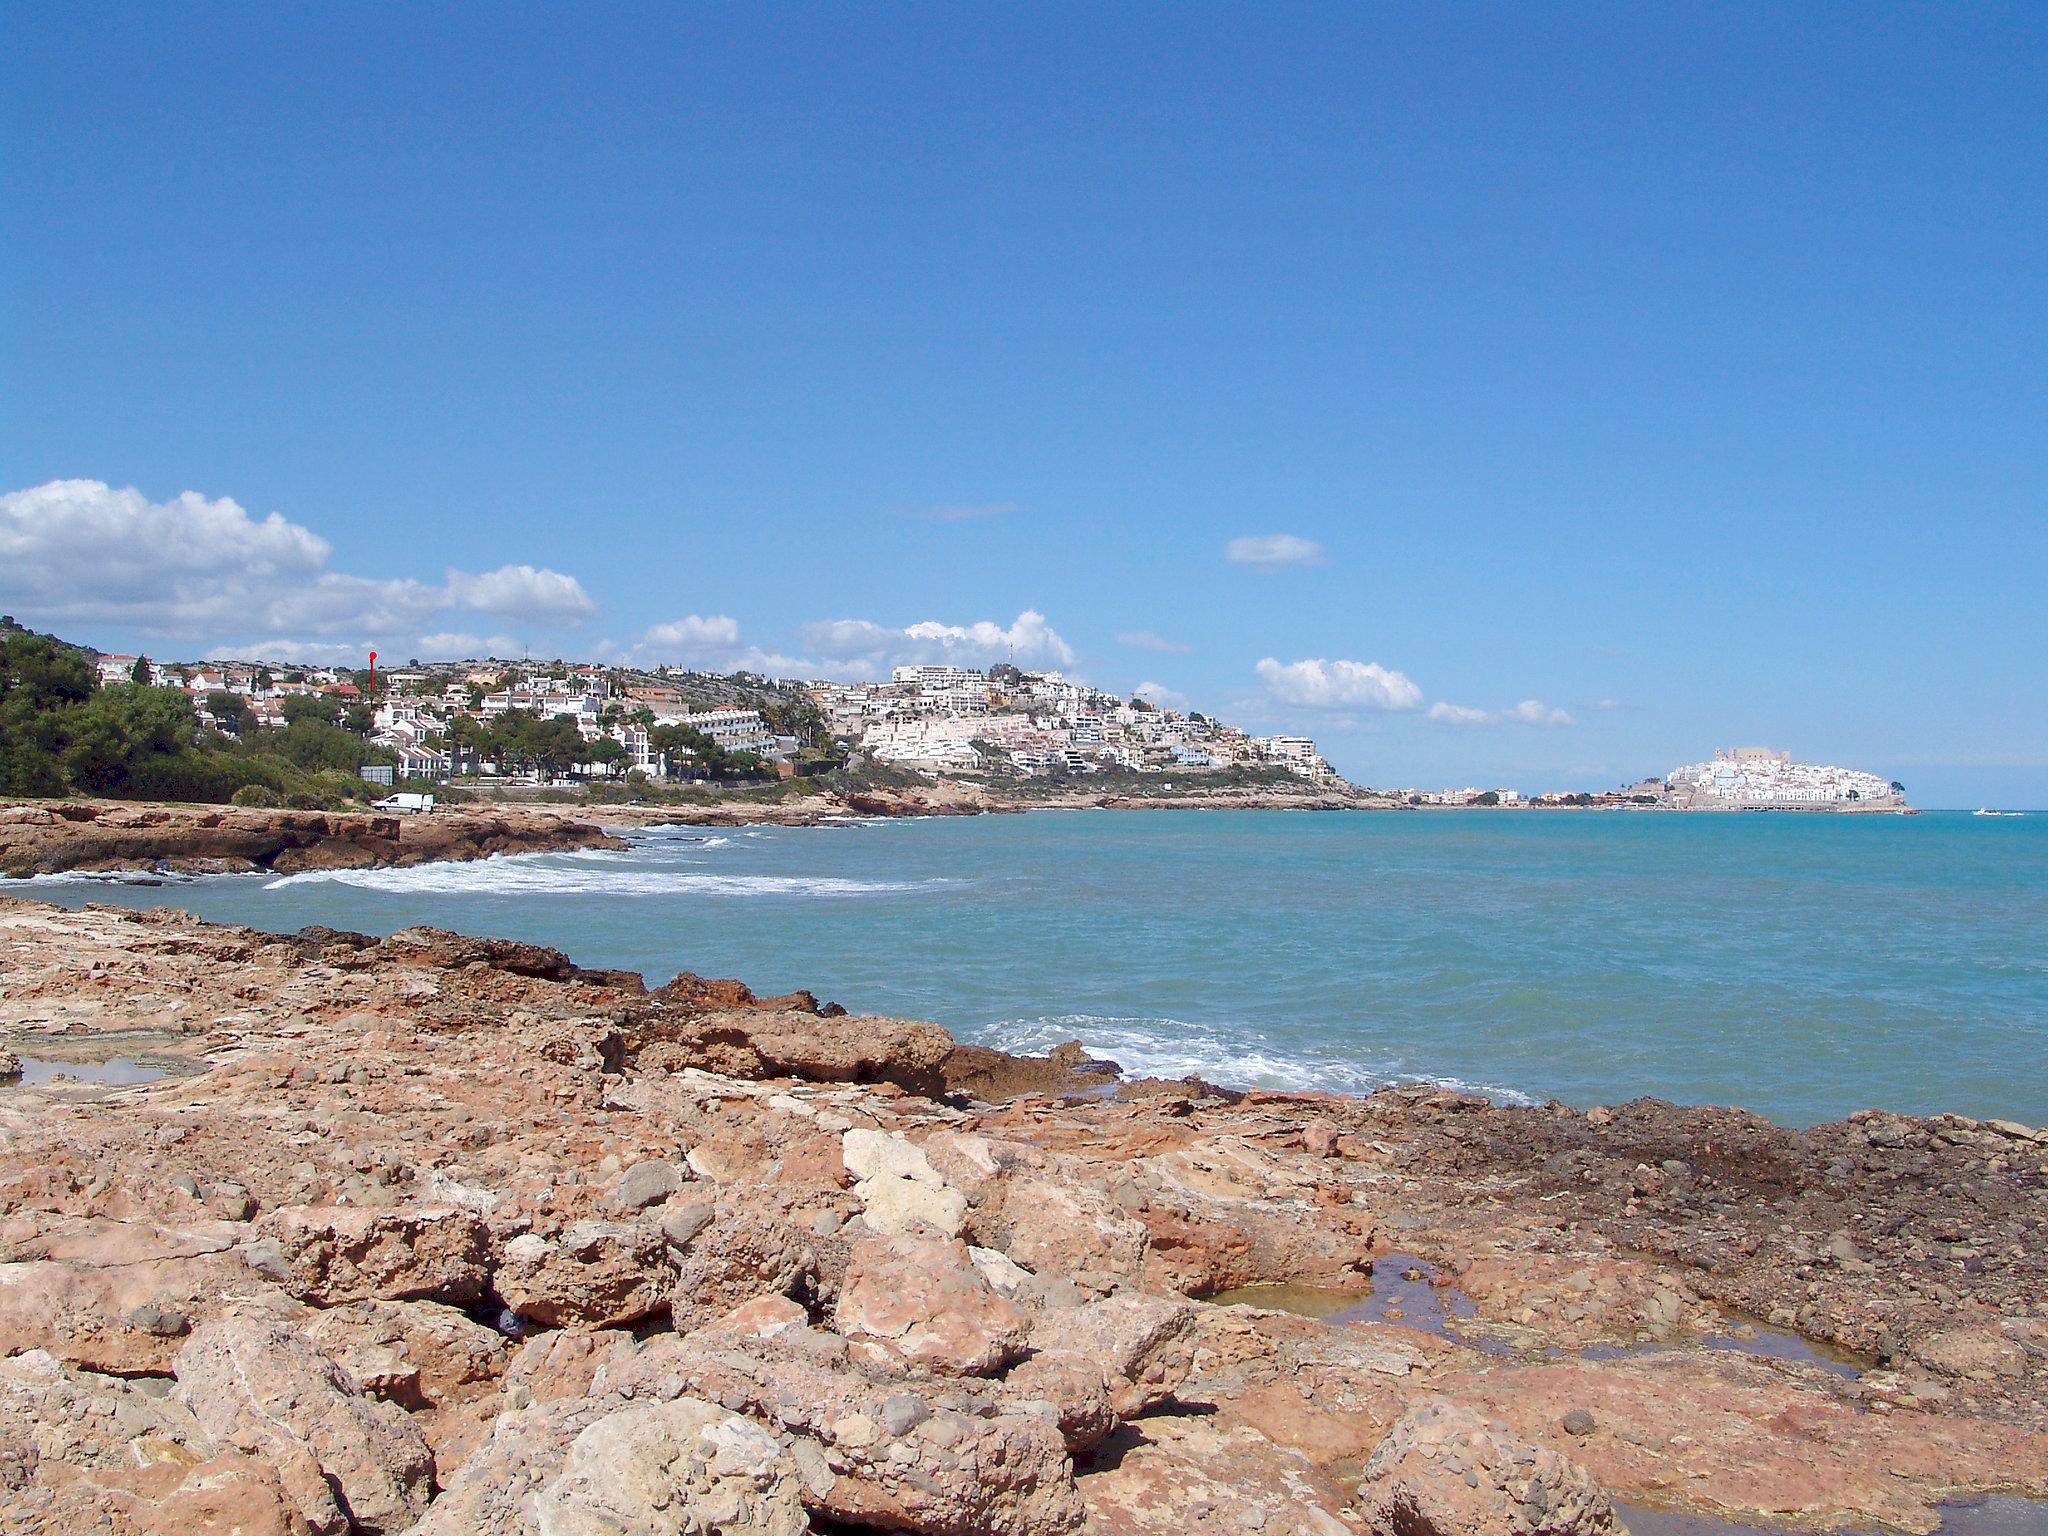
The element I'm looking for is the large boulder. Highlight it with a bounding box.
[1076,1414,1357,1536]
[982,1175,1149,1297]
[842,1128,970,1237]
[496,1221,675,1329]
[261,1204,492,1307]
[596,1331,1083,1536]
[629,1007,956,1095]
[669,1207,821,1331]
[173,1316,434,1536]
[835,1230,1031,1375]
[534,1397,809,1536]
[301,1298,512,1408]
[1005,1294,1198,1450]
[0,1218,274,1374]
[1355,1397,1623,1536]
[0,1346,321,1536]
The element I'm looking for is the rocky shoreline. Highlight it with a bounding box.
[1,897,2043,1535]
[497,775,1386,831]
[0,799,625,880]
[0,785,1380,879]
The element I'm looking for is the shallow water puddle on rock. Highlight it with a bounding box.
[1208,1253,1489,1345]
[1700,1320,1868,1378]
[4,1055,175,1087]
[1617,1496,2048,1536]
[1578,1318,1869,1380]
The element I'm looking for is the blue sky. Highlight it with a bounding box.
[3,5,2044,804]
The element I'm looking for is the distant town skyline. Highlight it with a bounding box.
[4,8,2044,805]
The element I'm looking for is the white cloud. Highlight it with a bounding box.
[413,631,523,659]
[1427,701,1494,725]
[445,564,596,625]
[638,614,743,657]
[212,631,528,666]
[1507,699,1575,727]
[1132,680,1188,709]
[1427,698,1576,728]
[629,615,810,677]
[1117,630,1191,653]
[1227,533,1325,569]
[0,480,596,656]
[800,609,1077,677]
[1255,656,1423,711]
[207,639,381,667]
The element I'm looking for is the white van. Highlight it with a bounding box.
[372,793,436,814]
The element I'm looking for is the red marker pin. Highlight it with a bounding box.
[368,651,377,691]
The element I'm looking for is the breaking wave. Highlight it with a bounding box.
[262,854,952,899]
[976,1012,1538,1104]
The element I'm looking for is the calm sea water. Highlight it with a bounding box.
[23,809,2047,1127]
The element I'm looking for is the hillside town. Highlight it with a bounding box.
[1662,746,1907,810]
[51,646,1908,813]
[84,651,1339,788]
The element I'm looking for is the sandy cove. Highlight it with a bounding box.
[1,897,2044,1536]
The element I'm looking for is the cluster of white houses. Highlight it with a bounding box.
[814,665,1334,780]
[1663,748,1903,809]
[97,652,1334,785]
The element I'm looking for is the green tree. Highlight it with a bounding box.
[529,716,585,779]
[130,655,152,685]
[586,737,629,778]
[0,630,97,795]
[281,693,340,727]
[204,690,256,736]
[60,685,202,796]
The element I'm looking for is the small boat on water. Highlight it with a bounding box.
[1973,808,2024,818]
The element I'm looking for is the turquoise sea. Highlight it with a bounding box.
[25,808,2048,1128]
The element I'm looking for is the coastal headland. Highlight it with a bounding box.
[2,897,2042,1535]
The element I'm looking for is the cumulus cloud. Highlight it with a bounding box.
[638,614,743,656]
[1427,701,1494,725]
[800,609,1076,677]
[1254,656,1423,711]
[628,614,810,676]
[1507,699,1575,727]
[445,564,596,625]
[1132,680,1189,709]
[1427,698,1576,727]
[1116,630,1191,653]
[1227,533,1325,569]
[0,480,596,656]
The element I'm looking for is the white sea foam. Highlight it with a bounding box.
[262,854,950,899]
[11,869,203,887]
[978,1012,1537,1105]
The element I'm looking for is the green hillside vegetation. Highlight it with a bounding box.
[0,621,393,808]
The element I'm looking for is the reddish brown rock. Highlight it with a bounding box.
[495,1220,675,1329]
[1356,1397,1623,1536]
[174,1316,434,1536]
[598,1331,1084,1536]
[260,1203,491,1308]
[835,1230,1031,1375]
[0,797,621,878]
